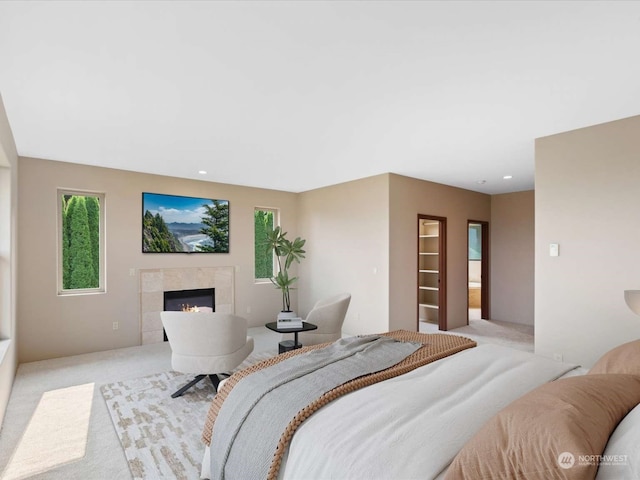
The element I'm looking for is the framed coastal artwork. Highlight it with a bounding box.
[142,192,230,253]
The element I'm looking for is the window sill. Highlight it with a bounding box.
[57,289,106,297]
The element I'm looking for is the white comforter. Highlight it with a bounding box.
[202,343,578,480]
[278,344,577,480]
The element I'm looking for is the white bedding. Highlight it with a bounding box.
[201,343,579,479]
[278,344,577,480]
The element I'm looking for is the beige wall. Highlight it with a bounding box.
[490,191,534,326]
[535,115,640,367]
[13,150,540,368]
[297,174,390,335]
[16,158,496,364]
[468,260,481,283]
[389,174,491,331]
[17,157,299,362]
[0,94,19,427]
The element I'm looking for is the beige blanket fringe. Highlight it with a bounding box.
[202,330,476,480]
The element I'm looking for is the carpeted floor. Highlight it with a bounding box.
[0,342,175,480]
[0,322,531,479]
[0,329,280,480]
[419,318,534,352]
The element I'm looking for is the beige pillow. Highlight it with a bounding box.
[589,339,640,375]
[445,374,640,480]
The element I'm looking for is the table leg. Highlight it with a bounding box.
[278,331,303,354]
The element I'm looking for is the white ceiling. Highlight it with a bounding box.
[1,1,639,194]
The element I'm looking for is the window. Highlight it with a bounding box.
[468,223,482,261]
[254,207,277,281]
[58,190,105,294]
[0,166,11,344]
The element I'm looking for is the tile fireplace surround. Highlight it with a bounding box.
[139,266,234,345]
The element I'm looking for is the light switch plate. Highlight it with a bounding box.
[550,243,559,257]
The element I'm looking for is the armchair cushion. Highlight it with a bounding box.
[283,293,351,346]
[161,312,254,374]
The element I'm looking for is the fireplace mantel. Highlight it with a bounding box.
[139,266,234,344]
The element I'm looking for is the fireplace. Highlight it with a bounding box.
[164,288,215,313]
[139,266,234,345]
[163,288,215,340]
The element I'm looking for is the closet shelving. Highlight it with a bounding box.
[418,221,440,322]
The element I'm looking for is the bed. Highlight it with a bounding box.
[200,331,640,480]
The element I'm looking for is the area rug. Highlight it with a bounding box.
[101,370,212,479]
[101,352,274,479]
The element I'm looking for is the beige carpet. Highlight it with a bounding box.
[1,383,95,480]
[419,318,534,352]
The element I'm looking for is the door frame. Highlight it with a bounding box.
[467,220,489,322]
[417,214,447,331]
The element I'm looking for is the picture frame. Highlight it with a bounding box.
[142,192,229,253]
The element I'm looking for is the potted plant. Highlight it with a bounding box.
[264,226,306,318]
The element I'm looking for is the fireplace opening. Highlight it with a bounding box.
[163,288,215,341]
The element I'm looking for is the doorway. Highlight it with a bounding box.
[468,220,489,322]
[417,214,447,331]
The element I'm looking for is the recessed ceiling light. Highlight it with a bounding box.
[503,175,513,180]
[198,170,207,175]
[476,180,487,184]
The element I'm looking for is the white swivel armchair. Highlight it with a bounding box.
[161,311,254,398]
[284,293,351,346]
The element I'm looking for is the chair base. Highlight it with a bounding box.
[171,373,227,398]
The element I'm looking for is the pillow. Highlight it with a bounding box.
[589,340,640,375]
[445,374,640,480]
[596,402,640,479]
